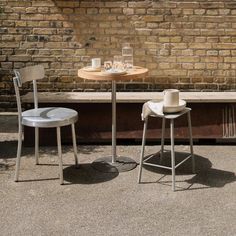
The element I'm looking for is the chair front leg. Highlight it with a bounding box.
[71,123,78,167]
[35,127,39,165]
[138,118,148,183]
[15,124,23,182]
[56,127,64,185]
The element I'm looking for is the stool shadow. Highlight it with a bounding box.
[143,151,236,190]
[186,168,236,189]
[62,163,119,185]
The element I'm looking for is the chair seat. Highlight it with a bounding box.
[22,107,78,128]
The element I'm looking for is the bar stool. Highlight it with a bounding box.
[138,105,195,191]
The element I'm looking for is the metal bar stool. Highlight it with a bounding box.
[138,107,195,191]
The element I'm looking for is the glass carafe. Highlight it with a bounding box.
[122,43,133,69]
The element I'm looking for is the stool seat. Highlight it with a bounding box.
[138,102,195,191]
[150,108,190,119]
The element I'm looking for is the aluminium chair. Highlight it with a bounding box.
[13,65,79,184]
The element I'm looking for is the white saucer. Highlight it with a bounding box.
[83,66,101,72]
[161,100,186,113]
[104,68,127,75]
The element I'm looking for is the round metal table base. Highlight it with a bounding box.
[92,156,137,173]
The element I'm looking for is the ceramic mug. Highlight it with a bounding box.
[91,58,101,69]
[163,89,179,106]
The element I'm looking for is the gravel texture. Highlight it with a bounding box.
[0,114,236,236]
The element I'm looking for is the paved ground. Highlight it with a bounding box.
[0,114,236,236]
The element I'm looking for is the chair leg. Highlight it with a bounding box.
[15,125,23,182]
[35,127,39,165]
[71,123,78,167]
[170,119,175,192]
[138,118,148,183]
[56,127,64,185]
[187,111,195,173]
[160,117,165,163]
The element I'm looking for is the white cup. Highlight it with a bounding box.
[91,58,101,69]
[163,89,179,106]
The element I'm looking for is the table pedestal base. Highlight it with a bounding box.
[92,156,137,173]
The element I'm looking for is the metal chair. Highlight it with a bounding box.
[13,65,79,184]
[138,107,195,191]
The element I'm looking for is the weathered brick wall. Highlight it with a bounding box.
[1,0,236,111]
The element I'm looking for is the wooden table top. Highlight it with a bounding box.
[77,66,148,81]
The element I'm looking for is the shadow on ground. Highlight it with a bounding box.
[0,140,104,176]
[142,151,236,190]
[63,164,119,185]
[0,140,102,160]
[15,163,119,184]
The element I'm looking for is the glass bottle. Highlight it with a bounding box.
[122,43,133,69]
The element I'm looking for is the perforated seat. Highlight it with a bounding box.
[13,65,79,185]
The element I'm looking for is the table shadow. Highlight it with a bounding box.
[63,163,119,185]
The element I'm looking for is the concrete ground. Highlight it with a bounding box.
[0,114,236,236]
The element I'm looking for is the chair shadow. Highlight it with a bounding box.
[142,151,236,190]
[0,140,103,160]
[62,163,119,185]
[17,177,59,183]
[9,163,119,184]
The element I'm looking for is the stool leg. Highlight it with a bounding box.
[160,117,165,163]
[57,127,64,185]
[71,124,78,167]
[138,118,148,183]
[35,127,39,165]
[170,119,175,191]
[187,111,195,173]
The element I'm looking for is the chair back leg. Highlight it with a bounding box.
[56,127,64,185]
[35,127,39,165]
[71,124,78,167]
[15,125,23,182]
[138,118,148,183]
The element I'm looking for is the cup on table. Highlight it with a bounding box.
[113,55,125,71]
[91,58,101,69]
[163,89,179,106]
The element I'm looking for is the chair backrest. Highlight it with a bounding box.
[14,65,45,84]
[13,65,45,117]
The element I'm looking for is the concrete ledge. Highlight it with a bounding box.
[22,91,236,145]
[22,91,236,104]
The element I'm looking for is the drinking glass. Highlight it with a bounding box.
[113,55,124,70]
[122,43,133,69]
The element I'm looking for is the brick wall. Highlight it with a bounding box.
[1,0,236,111]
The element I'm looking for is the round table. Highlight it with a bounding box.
[78,66,148,172]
